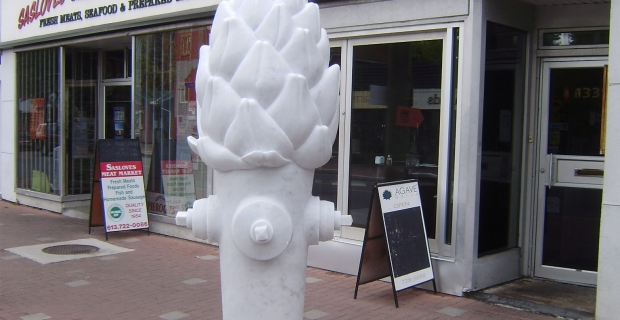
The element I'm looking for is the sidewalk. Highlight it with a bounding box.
[0,202,554,320]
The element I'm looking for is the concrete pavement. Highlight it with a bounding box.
[0,201,554,320]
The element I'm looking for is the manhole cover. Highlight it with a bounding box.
[42,245,100,255]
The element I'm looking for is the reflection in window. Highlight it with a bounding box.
[445,28,460,245]
[542,30,609,47]
[312,47,341,206]
[65,49,98,195]
[347,40,443,240]
[104,86,132,140]
[547,67,604,156]
[543,187,601,271]
[16,48,61,195]
[478,22,526,256]
[135,26,210,217]
[104,49,129,79]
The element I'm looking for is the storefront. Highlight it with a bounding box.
[1,0,619,306]
[0,0,216,219]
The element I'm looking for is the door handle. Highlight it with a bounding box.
[574,168,604,178]
[548,153,554,188]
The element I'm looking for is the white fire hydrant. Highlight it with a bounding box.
[175,0,351,318]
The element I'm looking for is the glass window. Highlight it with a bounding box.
[347,39,444,241]
[312,47,341,206]
[104,85,132,139]
[16,48,61,195]
[547,67,604,156]
[104,49,127,79]
[542,30,609,47]
[65,49,98,195]
[478,22,527,256]
[135,26,210,217]
[445,28,460,245]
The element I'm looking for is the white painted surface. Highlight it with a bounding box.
[472,248,521,290]
[320,0,468,31]
[0,49,16,202]
[596,1,620,318]
[601,86,620,206]
[15,193,62,212]
[536,3,611,29]
[470,0,535,290]
[596,205,620,319]
[307,240,362,276]
[453,0,485,293]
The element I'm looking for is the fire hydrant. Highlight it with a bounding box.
[175,0,352,319]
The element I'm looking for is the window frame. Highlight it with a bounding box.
[330,26,462,257]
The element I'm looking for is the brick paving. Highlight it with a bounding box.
[0,201,554,320]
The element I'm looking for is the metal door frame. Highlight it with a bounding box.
[534,58,606,285]
[98,82,132,140]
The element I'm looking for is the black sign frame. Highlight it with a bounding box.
[354,179,436,308]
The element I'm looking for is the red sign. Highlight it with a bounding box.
[100,161,144,178]
[396,106,424,128]
[18,0,66,29]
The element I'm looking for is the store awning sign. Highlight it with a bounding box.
[2,0,217,46]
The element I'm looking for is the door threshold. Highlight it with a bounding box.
[466,277,596,320]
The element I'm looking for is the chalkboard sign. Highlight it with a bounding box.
[89,139,149,240]
[354,180,435,308]
[96,139,142,163]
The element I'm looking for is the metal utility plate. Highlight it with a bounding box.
[5,238,133,264]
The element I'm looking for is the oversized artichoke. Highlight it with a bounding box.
[188,0,340,171]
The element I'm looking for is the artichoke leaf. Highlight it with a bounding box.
[291,2,321,44]
[230,41,291,108]
[210,17,256,81]
[310,64,340,126]
[209,1,236,46]
[280,28,324,88]
[292,125,332,169]
[236,0,274,31]
[267,74,321,149]
[206,77,242,144]
[224,99,294,161]
[196,135,253,172]
[254,3,295,52]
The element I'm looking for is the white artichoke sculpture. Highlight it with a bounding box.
[188,0,340,172]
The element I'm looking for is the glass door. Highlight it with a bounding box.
[102,85,132,139]
[535,59,606,285]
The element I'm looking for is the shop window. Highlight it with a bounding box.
[347,39,444,240]
[445,28,460,245]
[312,47,341,206]
[16,48,61,195]
[65,49,98,195]
[104,49,130,79]
[478,22,527,256]
[134,26,210,218]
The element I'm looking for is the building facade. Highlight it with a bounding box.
[1,0,619,317]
